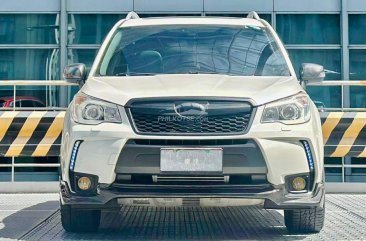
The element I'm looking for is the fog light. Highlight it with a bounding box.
[292,177,306,191]
[78,177,91,190]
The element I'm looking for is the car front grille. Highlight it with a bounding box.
[127,98,253,135]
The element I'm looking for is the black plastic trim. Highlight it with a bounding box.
[69,171,99,196]
[285,173,311,193]
[115,139,267,175]
[60,181,325,210]
[124,96,256,107]
[125,97,257,136]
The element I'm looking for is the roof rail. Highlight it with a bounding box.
[247,11,260,20]
[126,11,140,20]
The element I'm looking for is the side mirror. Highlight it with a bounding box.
[63,63,87,87]
[300,63,325,84]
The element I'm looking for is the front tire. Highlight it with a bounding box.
[61,203,101,232]
[284,206,325,233]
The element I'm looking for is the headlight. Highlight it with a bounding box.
[72,93,122,124]
[261,93,310,125]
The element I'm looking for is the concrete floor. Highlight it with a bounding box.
[0,194,366,240]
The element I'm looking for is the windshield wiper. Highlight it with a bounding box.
[115,72,157,76]
[186,71,233,75]
[187,71,219,74]
[113,71,231,76]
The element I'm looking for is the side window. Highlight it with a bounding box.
[21,100,36,107]
[33,101,45,108]
[10,101,21,107]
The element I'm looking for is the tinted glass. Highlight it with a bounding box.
[0,167,11,182]
[14,157,59,182]
[288,49,341,80]
[68,14,126,44]
[0,89,50,107]
[324,157,342,165]
[0,158,11,182]
[350,86,366,108]
[0,14,59,44]
[99,25,290,76]
[349,14,366,44]
[0,157,11,165]
[21,100,36,107]
[350,50,366,80]
[14,167,59,181]
[347,157,366,165]
[0,49,59,80]
[205,13,272,23]
[139,14,202,18]
[276,14,340,44]
[307,86,341,108]
[349,50,366,108]
[325,167,342,182]
[33,101,45,107]
[345,168,366,182]
[68,49,98,70]
[15,156,58,164]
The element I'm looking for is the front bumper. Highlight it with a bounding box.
[60,180,325,210]
[61,102,324,196]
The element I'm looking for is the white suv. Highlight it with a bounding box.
[60,12,325,233]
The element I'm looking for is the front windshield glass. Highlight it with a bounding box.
[98,25,290,76]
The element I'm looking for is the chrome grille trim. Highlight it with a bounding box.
[152,175,230,184]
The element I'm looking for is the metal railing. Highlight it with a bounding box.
[0,80,78,111]
[0,80,77,182]
[308,80,366,112]
[1,79,366,183]
[307,81,366,184]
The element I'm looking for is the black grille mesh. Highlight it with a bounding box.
[128,99,253,135]
[132,113,251,134]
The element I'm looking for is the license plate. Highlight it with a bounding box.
[160,148,223,173]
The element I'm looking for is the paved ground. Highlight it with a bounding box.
[0,194,59,240]
[0,194,366,240]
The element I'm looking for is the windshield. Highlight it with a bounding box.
[98,25,290,77]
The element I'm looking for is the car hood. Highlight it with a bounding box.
[81,74,303,106]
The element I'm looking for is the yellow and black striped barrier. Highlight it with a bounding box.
[0,110,365,158]
[321,112,366,158]
[0,111,65,157]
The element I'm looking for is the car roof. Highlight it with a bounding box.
[120,17,265,28]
